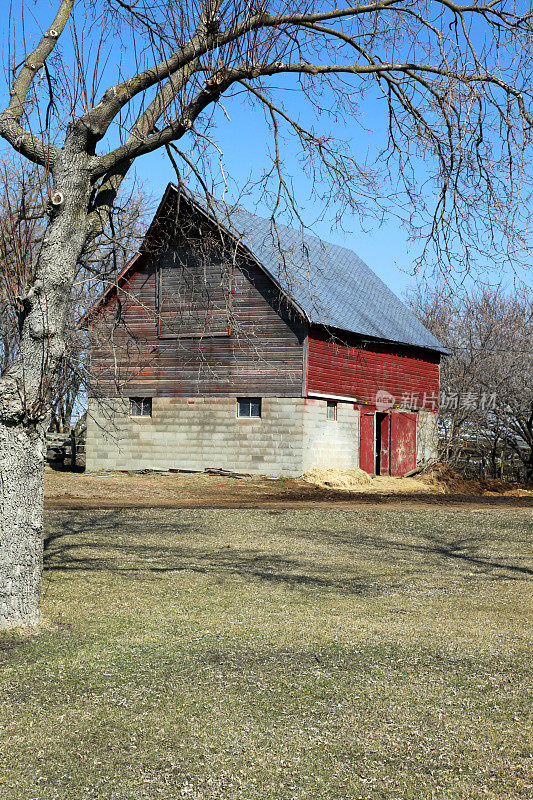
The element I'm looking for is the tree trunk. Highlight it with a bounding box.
[0,136,93,630]
[525,448,533,484]
[0,420,46,628]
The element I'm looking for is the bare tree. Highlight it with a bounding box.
[0,158,150,432]
[1,1,533,628]
[408,283,533,480]
[0,160,46,375]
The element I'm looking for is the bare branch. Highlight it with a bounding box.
[0,0,73,165]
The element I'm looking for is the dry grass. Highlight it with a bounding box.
[1,507,531,799]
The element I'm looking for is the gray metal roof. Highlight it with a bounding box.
[185,189,446,353]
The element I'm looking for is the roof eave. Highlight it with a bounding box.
[77,183,180,330]
[307,320,449,357]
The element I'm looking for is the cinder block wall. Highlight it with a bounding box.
[86,396,361,476]
[302,398,360,472]
[416,409,439,463]
[87,396,307,476]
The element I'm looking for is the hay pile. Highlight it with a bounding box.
[303,467,373,490]
[302,462,531,496]
[415,462,532,496]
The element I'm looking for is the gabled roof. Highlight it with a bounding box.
[182,187,446,354]
[83,182,445,354]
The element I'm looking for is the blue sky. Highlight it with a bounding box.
[2,1,531,298]
[126,79,532,297]
[134,94,417,296]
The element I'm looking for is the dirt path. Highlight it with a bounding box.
[44,469,533,511]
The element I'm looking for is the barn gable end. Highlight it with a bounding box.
[89,191,307,400]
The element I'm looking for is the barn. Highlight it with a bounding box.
[84,183,445,477]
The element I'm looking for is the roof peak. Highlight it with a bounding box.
[167,184,446,354]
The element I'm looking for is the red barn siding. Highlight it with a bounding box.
[307,328,440,410]
[87,191,441,410]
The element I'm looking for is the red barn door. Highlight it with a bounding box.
[360,412,375,473]
[378,413,391,475]
[390,413,417,476]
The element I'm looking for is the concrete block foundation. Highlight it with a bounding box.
[86,396,361,477]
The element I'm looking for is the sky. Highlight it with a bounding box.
[2,1,532,299]
[132,93,418,297]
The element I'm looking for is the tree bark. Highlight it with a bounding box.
[0,134,93,629]
[0,420,46,628]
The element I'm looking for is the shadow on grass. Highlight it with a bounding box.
[44,529,379,595]
[301,525,533,580]
[43,510,532,595]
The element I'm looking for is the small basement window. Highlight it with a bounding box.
[130,397,152,417]
[326,400,338,421]
[237,397,262,418]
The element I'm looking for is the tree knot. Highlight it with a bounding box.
[15,281,43,334]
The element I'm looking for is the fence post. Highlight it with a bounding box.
[70,430,77,468]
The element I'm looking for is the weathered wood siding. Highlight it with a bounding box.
[89,224,306,398]
[307,327,440,410]
[88,191,441,407]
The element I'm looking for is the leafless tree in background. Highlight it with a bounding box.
[0,158,150,433]
[1,0,533,628]
[408,284,533,481]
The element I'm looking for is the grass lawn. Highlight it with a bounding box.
[1,507,531,799]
